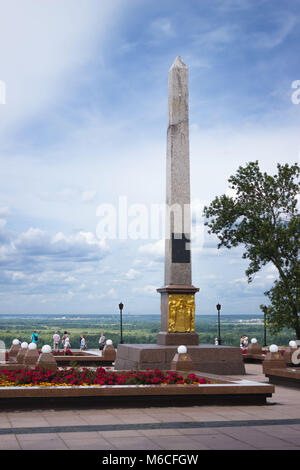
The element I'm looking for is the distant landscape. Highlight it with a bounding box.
[0,314,295,350]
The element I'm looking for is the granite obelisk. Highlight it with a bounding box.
[114,57,245,375]
[157,56,199,346]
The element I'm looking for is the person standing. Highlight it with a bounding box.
[64,334,71,353]
[98,332,106,352]
[53,332,60,351]
[61,331,68,349]
[31,331,39,345]
[80,334,87,351]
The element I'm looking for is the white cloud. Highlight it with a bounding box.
[252,15,297,49]
[231,277,248,284]
[57,189,78,201]
[6,271,26,282]
[0,225,109,274]
[125,268,140,280]
[193,25,238,49]
[88,287,117,300]
[138,239,164,260]
[82,190,97,203]
[107,288,117,298]
[0,206,10,216]
[151,18,175,37]
[64,276,77,283]
[132,285,157,295]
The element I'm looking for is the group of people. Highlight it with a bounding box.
[30,330,107,352]
[52,331,71,351]
[214,335,249,348]
[240,335,249,349]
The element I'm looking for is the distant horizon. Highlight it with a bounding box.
[0,312,264,317]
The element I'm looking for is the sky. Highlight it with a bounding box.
[0,0,299,316]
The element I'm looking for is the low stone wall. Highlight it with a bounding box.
[266,368,300,389]
[0,370,274,408]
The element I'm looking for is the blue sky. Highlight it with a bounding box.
[0,0,299,316]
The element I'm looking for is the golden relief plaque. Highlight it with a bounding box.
[168,294,195,332]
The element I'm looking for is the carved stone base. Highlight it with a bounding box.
[114,344,245,375]
[157,332,199,345]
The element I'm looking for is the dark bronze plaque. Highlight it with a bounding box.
[171,233,191,263]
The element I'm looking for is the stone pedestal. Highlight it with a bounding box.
[282,347,298,365]
[170,351,194,371]
[24,349,39,369]
[263,351,286,374]
[115,344,245,375]
[247,342,262,354]
[16,348,27,364]
[8,344,21,362]
[103,344,116,362]
[37,352,57,371]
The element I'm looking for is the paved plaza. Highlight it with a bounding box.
[0,363,299,450]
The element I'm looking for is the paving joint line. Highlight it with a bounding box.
[1,418,300,435]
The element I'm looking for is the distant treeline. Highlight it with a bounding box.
[0,315,296,349]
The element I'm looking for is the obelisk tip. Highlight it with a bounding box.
[170,56,187,70]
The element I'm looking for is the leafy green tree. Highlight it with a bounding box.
[203,161,300,338]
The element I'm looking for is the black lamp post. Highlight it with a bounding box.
[119,302,124,344]
[263,310,267,347]
[216,303,221,345]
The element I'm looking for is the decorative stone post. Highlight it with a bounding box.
[37,345,57,371]
[16,342,28,364]
[103,340,116,362]
[247,338,262,355]
[170,345,194,371]
[282,340,298,365]
[8,339,21,362]
[24,342,39,369]
[263,344,286,374]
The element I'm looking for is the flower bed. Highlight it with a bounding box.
[242,349,285,356]
[0,367,210,388]
[0,367,275,407]
[52,350,74,356]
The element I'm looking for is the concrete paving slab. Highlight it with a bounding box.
[110,436,163,450]
[147,435,208,450]
[0,436,21,450]
[62,437,114,450]
[19,437,68,450]
[217,426,300,449]
[188,433,257,450]
[251,425,300,446]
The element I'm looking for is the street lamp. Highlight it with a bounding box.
[216,303,221,345]
[263,310,267,347]
[119,302,124,344]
